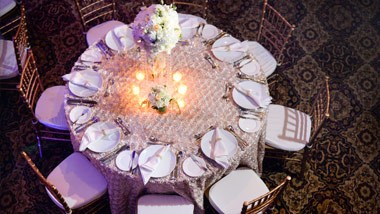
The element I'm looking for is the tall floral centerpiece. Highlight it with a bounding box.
[131,3,181,79]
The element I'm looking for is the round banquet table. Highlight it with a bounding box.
[64,21,269,214]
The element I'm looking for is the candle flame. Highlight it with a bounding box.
[132,85,140,95]
[136,72,145,80]
[177,99,185,108]
[173,72,182,82]
[178,84,187,95]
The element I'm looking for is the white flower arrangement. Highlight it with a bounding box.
[148,85,172,112]
[131,3,181,56]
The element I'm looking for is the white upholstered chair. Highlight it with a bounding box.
[18,50,70,157]
[0,4,28,90]
[74,0,125,46]
[265,76,330,176]
[21,151,108,213]
[137,194,194,214]
[248,0,295,78]
[207,168,290,214]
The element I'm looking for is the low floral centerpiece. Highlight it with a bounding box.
[148,85,172,113]
[131,3,181,56]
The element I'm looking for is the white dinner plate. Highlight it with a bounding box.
[105,25,135,51]
[138,145,176,178]
[201,24,218,40]
[116,150,139,171]
[81,122,121,153]
[212,37,245,63]
[69,106,91,125]
[200,129,238,160]
[80,49,102,63]
[178,14,205,41]
[238,118,261,133]
[232,80,268,110]
[182,156,206,177]
[68,70,102,97]
[239,59,261,76]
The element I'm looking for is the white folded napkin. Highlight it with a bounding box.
[79,125,119,151]
[234,83,272,108]
[179,18,199,29]
[81,49,102,62]
[139,145,170,185]
[62,72,99,91]
[113,25,132,50]
[212,42,247,53]
[210,127,230,169]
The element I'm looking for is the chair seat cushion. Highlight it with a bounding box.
[46,152,107,210]
[35,85,69,130]
[266,104,311,151]
[0,0,16,17]
[0,40,18,79]
[208,168,269,214]
[246,41,277,77]
[137,194,194,214]
[86,20,125,46]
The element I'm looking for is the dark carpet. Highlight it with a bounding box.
[1,0,379,213]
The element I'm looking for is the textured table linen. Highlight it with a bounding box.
[64,35,268,214]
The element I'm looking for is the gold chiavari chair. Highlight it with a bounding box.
[21,151,108,214]
[206,168,290,214]
[74,0,125,46]
[18,50,70,158]
[246,0,295,78]
[169,0,208,20]
[0,4,29,91]
[265,76,330,177]
[0,0,19,38]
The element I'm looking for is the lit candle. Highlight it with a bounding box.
[177,99,185,108]
[136,72,145,80]
[178,84,187,95]
[173,72,182,82]
[132,85,140,95]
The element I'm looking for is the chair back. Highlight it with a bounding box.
[0,5,21,37]
[21,151,72,213]
[12,5,29,72]
[257,0,295,65]
[308,76,330,148]
[171,0,208,20]
[17,50,44,117]
[75,0,117,32]
[241,176,291,214]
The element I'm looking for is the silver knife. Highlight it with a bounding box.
[100,144,130,163]
[190,154,208,171]
[74,117,99,133]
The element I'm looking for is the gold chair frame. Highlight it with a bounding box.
[171,0,208,20]
[18,50,70,158]
[21,151,109,214]
[241,176,291,214]
[265,76,330,177]
[257,0,295,65]
[74,0,117,32]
